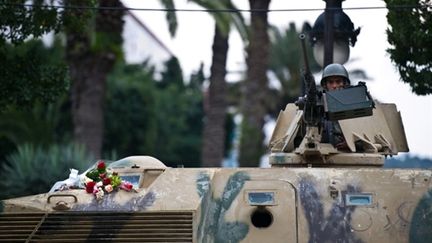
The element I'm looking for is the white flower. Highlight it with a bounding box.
[95,189,104,200]
[80,175,93,187]
[105,185,113,193]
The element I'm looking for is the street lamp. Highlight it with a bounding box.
[308,0,360,67]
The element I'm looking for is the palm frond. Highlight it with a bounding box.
[190,0,248,41]
[160,0,178,37]
[0,143,93,200]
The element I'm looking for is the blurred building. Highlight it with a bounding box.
[122,10,173,72]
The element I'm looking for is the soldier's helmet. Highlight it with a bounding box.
[320,63,350,87]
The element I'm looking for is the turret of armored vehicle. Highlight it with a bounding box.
[269,89,408,167]
[1,41,431,243]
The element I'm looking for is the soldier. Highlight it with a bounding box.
[320,63,350,91]
[320,63,350,150]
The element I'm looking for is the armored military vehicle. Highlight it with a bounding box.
[1,104,432,243]
[2,87,431,243]
[1,40,431,243]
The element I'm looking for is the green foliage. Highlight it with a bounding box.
[62,0,96,34]
[268,22,320,115]
[92,31,123,59]
[0,138,15,163]
[0,1,95,111]
[238,121,264,167]
[152,82,203,167]
[85,168,101,182]
[0,102,63,147]
[189,62,205,89]
[0,39,69,110]
[0,0,63,44]
[158,57,184,89]
[224,112,235,157]
[0,143,93,199]
[385,0,432,95]
[0,84,73,171]
[103,62,158,158]
[159,0,178,37]
[110,174,122,188]
[103,59,204,167]
[0,93,73,162]
[153,58,203,166]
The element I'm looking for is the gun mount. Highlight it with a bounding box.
[268,35,405,167]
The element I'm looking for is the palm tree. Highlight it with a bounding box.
[64,0,124,158]
[65,0,177,158]
[201,25,229,167]
[192,0,248,167]
[238,0,271,167]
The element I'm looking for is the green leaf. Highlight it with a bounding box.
[160,0,178,37]
[0,143,93,199]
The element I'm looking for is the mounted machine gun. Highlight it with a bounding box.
[269,34,405,167]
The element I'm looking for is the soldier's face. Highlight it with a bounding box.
[325,76,345,91]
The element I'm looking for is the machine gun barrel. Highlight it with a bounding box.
[299,34,310,75]
[299,34,317,97]
[298,34,321,126]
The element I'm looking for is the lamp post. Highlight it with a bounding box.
[309,0,361,67]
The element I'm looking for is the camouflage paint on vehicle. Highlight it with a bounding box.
[197,171,250,243]
[71,191,156,211]
[1,162,431,242]
[299,177,363,243]
[196,171,211,198]
[410,188,432,243]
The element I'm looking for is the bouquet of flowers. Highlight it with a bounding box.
[83,161,133,200]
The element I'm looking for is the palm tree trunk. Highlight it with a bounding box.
[201,25,229,167]
[65,0,123,158]
[239,0,271,167]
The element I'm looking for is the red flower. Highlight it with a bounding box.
[97,161,106,170]
[85,181,96,193]
[102,177,111,185]
[120,181,133,191]
[99,173,107,179]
